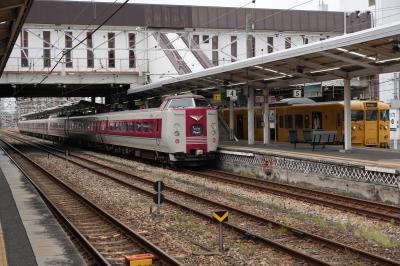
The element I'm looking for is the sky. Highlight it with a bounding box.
[70,0,343,11]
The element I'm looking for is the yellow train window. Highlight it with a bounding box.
[351,110,363,121]
[366,110,377,121]
[295,115,303,129]
[284,115,293,129]
[380,110,389,121]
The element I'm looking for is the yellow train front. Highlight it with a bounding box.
[220,100,390,148]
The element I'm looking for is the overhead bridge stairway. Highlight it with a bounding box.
[179,34,214,69]
[153,32,192,75]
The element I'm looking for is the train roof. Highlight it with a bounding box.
[225,100,390,110]
[163,94,205,101]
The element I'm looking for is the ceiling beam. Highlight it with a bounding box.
[266,73,340,88]
[0,0,25,11]
[286,58,348,79]
[349,62,400,79]
[350,44,394,60]
[0,27,10,41]
[0,9,15,22]
[319,51,379,70]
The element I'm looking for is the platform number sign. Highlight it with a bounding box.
[293,89,302,98]
[153,180,165,215]
[226,89,236,98]
[211,210,229,252]
[213,93,222,102]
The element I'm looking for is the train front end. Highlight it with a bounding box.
[162,95,218,166]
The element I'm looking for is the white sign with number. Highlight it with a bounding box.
[226,89,236,98]
[293,89,302,98]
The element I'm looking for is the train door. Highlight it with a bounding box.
[364,109,378,146]
[311,112,322,130]
[236,114,244,139]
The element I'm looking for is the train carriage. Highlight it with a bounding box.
[18,95,218,166]
[221,100,390,148]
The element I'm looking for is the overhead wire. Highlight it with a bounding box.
[38,0,130,85]
[134,0,318,77]
[14,0,122,96]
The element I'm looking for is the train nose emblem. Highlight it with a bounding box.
[190,115,203,121]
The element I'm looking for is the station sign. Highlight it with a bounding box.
[268,96,276,104]
[255,95,265,103]
[304,83,322,97]
[213,93,221,102]
[226,89,236,98]
[293,89,302,98]
[390,110,398,132]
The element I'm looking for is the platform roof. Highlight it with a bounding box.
[0,0,33,77]
[128,22,400,98]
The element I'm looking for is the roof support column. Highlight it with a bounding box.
[229,98,234,140]
[263,88,270,145]
[343,79,352,151]
[247,86,255,145]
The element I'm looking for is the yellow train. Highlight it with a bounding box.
[220,100,390,147]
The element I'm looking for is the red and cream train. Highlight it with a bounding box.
[18,95,219,166]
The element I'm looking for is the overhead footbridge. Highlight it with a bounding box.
[128,22,400,152]
[0,0,33,77]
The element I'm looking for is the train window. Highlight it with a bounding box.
[167,98,194,108]
[143,122,149,132]
[129,121,135,131]
[304,115,310,128]
[380,110,389,121]
[194,98,211,107]
[284,115,293,129]
[279,116,283,128]
[351,110,364,121]
[366,110,377,121]
[255,115,263,128]
[137,122,142,132]
[312,112,322,129]
[295,115,303,129]
[122,122,128,131]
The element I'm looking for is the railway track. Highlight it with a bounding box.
[183,168,400,224]
[5,134,400,266]
[0,138,182,266]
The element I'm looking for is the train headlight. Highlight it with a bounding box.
[174,130,180,136]
[352,126,357,130]
[175,139,180,144]
[384,126,388,130]
[211,123,217,135]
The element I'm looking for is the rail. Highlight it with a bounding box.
[0,137,182,266]
[6,133,400,266]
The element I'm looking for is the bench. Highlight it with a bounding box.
[289,130,337,150]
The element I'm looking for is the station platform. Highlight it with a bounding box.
[0,149,86,265]
[219,141,400,171]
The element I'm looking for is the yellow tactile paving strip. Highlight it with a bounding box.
[0,222,8,266]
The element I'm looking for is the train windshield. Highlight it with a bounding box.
[194,98,211,107]
[167,98,211,108]
[351,110,364,121]
[366,110,377,121]
[168,98,194,108]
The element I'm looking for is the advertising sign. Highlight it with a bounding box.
[304,83,322,97]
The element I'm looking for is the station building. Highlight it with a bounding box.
[0,0,372,124]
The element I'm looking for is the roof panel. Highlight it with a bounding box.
[128,22,400,97]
